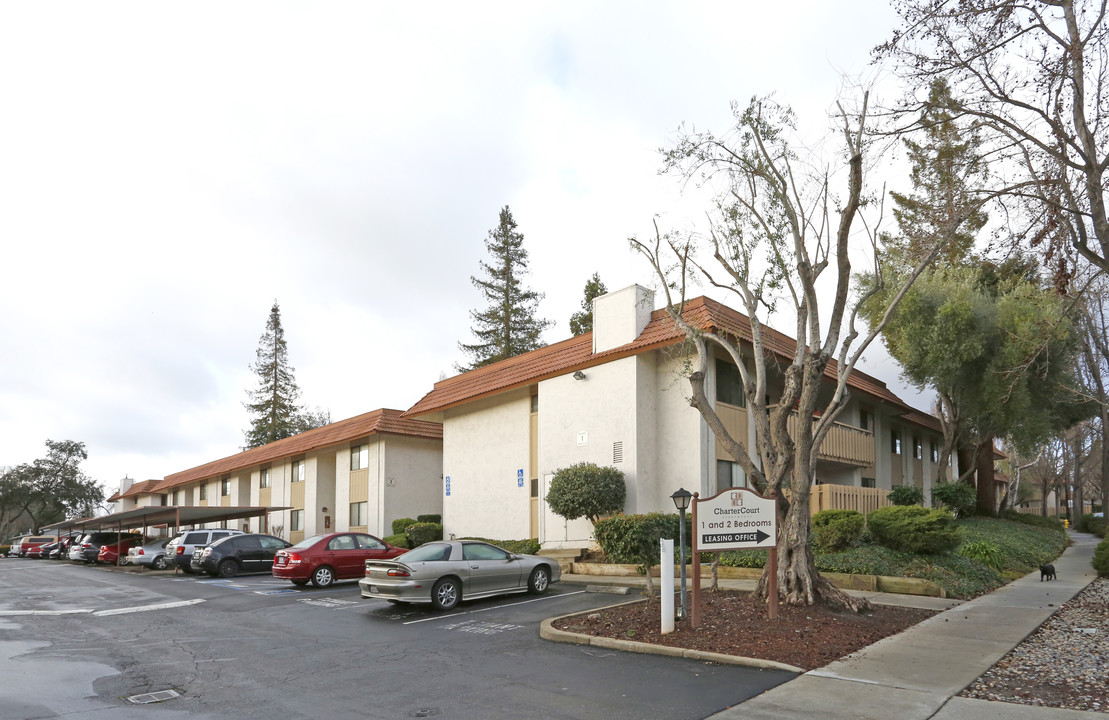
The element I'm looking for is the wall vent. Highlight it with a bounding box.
[613,441,624,464]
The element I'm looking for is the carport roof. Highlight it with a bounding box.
[41,506,290,534]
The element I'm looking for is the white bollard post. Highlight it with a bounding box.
[661,538,675,635]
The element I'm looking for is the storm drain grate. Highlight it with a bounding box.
[126,689,181,705]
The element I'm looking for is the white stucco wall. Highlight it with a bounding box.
[441,389,532,541]
[381,435,443,539]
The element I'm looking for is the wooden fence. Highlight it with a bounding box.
[808,484,893,516]
[1014,504,1094,518]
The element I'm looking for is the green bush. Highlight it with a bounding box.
[417,514,442,524]
[956,540,1003,570]
[384,533,409,549]
[1076,513,1106,538]
[867,506,961,554]
[546,462,626,524]
[931,482,978,518]
[1094,536,1109,577]
[461,538,541,555]
[404,522,443,547]
[0,545,10,556]
[888,486,925,506]
[1000,509,1065,531]
[594,513,688,567]
[811,509,865,552]
[392,517,418,535]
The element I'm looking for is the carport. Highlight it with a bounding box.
[42,505,290,565]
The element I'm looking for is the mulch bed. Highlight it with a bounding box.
[553,589,936,671]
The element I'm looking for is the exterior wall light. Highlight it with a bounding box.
[573,371,586,381]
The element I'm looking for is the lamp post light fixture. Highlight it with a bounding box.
[671,487,692,620]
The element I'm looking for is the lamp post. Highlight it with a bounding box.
[671,487,692,620]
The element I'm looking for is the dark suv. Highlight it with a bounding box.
[191,534,291,577]
[165,529,244,573]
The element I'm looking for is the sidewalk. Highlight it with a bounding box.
[706,531,1103,720]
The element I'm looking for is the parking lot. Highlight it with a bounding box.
[1,560,795,720]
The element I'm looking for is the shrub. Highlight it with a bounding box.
[811,509,865,552]
[1094,536,1109,577]
[1076,513,1106,538]
[417,514,442,524]
[931,482,978,518]
[384,533,409,549]
[956,540,1003,570]
[593,513,686,566]
[461,538,541,555]
[888,486,925,506]
[866,506,961,554]
[392,517,418,535]
[1000,509,1065,531]
[0,545,10,556]
[404,522,443,547]
[546,462,625,524]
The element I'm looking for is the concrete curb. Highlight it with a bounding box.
[539,600,804,674]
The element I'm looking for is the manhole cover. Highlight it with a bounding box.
[126,689,181,705]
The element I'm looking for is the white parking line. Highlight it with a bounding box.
[92,599,205,616]
[401,590,586,625]
[0,609,93,616]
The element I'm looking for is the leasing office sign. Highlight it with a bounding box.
[693,487,776,552]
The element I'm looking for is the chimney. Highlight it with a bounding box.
[592,285,655,353]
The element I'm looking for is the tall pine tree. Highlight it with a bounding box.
[569,272,607,335]
[243,302,326,449]
[458,206,552,369]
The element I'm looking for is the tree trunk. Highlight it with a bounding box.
[1071,434,1084,527]
[975,438,997,516]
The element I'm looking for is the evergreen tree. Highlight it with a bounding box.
[458,206,552,369]
[243,302,326,449]
[569,272,607,335]
[884,78,988,269]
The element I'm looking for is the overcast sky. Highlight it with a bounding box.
[1,2,924,495]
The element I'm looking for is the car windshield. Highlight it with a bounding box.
[399,543,452,562]
[289,535,325,550]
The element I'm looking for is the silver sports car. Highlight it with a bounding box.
[359,540,560,610]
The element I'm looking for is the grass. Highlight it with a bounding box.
[714,515,1067,599]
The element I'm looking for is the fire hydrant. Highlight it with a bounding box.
[1064,518,1069,529]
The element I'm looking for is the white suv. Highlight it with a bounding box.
[165,529,244,573]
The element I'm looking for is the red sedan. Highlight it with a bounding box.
[272,532,407,588]
[97,535,144,565]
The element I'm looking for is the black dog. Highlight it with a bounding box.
[1040,564,1057,581]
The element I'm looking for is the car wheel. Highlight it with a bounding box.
[217,560,239,578]
[152,556,167,571]
[528,566,550,595]
[431,577,461,610]
[311,566,335,588]
[291,579,309,587]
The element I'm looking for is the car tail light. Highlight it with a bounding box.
[137,549,145,555]
[176,547,184,555]
[386,568,410,577]
[82,543,91,548]
[283,552,302,565]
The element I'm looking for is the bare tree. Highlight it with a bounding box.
[632,96,945,612]
[880,0,1109,279]
[1078,277,1109,512]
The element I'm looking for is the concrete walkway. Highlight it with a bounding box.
[705,531,1103,720]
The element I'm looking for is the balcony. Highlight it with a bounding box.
[717,404,874,468]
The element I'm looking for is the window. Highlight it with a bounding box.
[715,359,746,407]
[159,494,168,506]
[530,394,539,413]
[220,479,230,497]
[717,460,747,491]
[350,501,367,527]
[931,442,940,464]
[891,430,902,455]
[172,490,180,505]
[199,484,207,501]
[859,410,873,431]
[463,543,510,561]
[329,534,357,551]
[259,468,270,489]
[913,437,923,460]
[356,534,384,550]
[290,510,304,532]
[291,460,304,483]
[351,444,369,471]
[861,477,876,488]
[260,536,287,551]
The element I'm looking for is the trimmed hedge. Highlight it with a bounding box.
[460,538,541,555]
[546,462,626,524]
[416,514,442,524]
[392,518,418,535]
[384,534,409,549]
[404,522,443,547]
[888,486,925,506]
[931,482,977,518]
[811,509,865,552]
[1094,536,1109,577]
[867,506,961,554]
[593,513,689,567]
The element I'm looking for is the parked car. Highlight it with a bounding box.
[97,535,146,564]
[69,532,133,563]
[191,534,291,578]
[272,532,408,588]
[27,541,60,559]
[359,540,560,610]
[125,538,172,569]
[11,535,56,558]
[165,529,245,573]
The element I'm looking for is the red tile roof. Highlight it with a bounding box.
[154,409,442,492]
[406,295,920,420]
[119,479,162,499]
